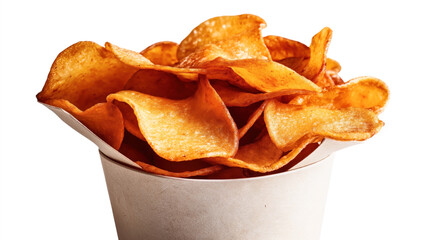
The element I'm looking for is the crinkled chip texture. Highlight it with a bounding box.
[37,14,389,178]
[107,76,238,162]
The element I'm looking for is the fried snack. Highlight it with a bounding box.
[107,76,239,161]
[177,14,270,61]
[37,41,138,110]
[289,76,389,113]
[38,14,389,177]
[265,99,384,151]
[140,41,179,66]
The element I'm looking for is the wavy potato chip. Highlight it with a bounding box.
[107,76,238,161]
[207,133,320,173]
[290,76,389,113]
[105,42,204,78]
[264,99,384,150]
[45,99,124,149]
[37,41,138,110]
[263,35,310,60]
[140,41,178,66]
[177,14,270,61]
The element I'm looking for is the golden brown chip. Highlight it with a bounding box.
[125,69,197,99]
[45,99,124,149]
[140,41,178,66]
[299,27,333,85]
[177,14,270,61]
[289,76,389,113]
[37,41,138,110]
[207,133,320,173]
[107,76,238,161]
[212,80,315,107]
[264,99,384,150]
[326,58,341,73]
[200,58,321,92]
[105,42,205,78]
[263,35,310,60]
[119,131,223,177]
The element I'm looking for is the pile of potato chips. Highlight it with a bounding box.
[37,14,389,178]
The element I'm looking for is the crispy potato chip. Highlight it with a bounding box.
[326,58,341,73]
[290,76,389,113]
[113,101,145,141]
[125,69,197,99]
[201,58,321,92]
[202,167,246,179]
[107,76,238,161]
[37,41,138,110]
[264,99,384,150]
[45,99,124,149]
[212,80,315,107]
[105,42,205,78]
[299,27,333,85]
[140,41,178,66]
[177,14,270,61]
[119,131,223,177]
[207,133,320,173]
[263,35,310,61]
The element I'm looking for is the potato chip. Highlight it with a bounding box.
[289,76,389,113]
[107,76,238,161]
[212,80,315,107]
[45,99,124,149]
[37,41,138,110]
[177,14,270,61]
[264,99,384,150]
[207,133,320,173]
[119,131,223,177]
[263,35,310,60]
[326,58,341,73]
[140,41,178,66]
[299,27,333,85]
[105,42,205,78]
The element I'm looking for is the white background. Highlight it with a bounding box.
[1,0,428,239]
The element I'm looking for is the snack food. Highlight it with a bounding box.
[37,14,389,178]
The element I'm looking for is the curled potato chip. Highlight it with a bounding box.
[177,14,270,61]
[207,133,320,173]
[105,42,205,78]
[264,99,384,150]
[45,99,124,149]
[212,80,315,107]
[263,35,310,60]
[140,41,178,66]
[107,76,238,161]
[202,58,321,92]
[299,27,333,86]
[326,58,341,73]
[290,76,389,113]
[119,131,223,177]
[37,41,138,110]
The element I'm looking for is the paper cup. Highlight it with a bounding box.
[100,151,334,240]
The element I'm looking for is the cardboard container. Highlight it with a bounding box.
[100,151,334,240]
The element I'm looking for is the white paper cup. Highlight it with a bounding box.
[100,151,334,240]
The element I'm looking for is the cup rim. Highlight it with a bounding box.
[99,148,332,183]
